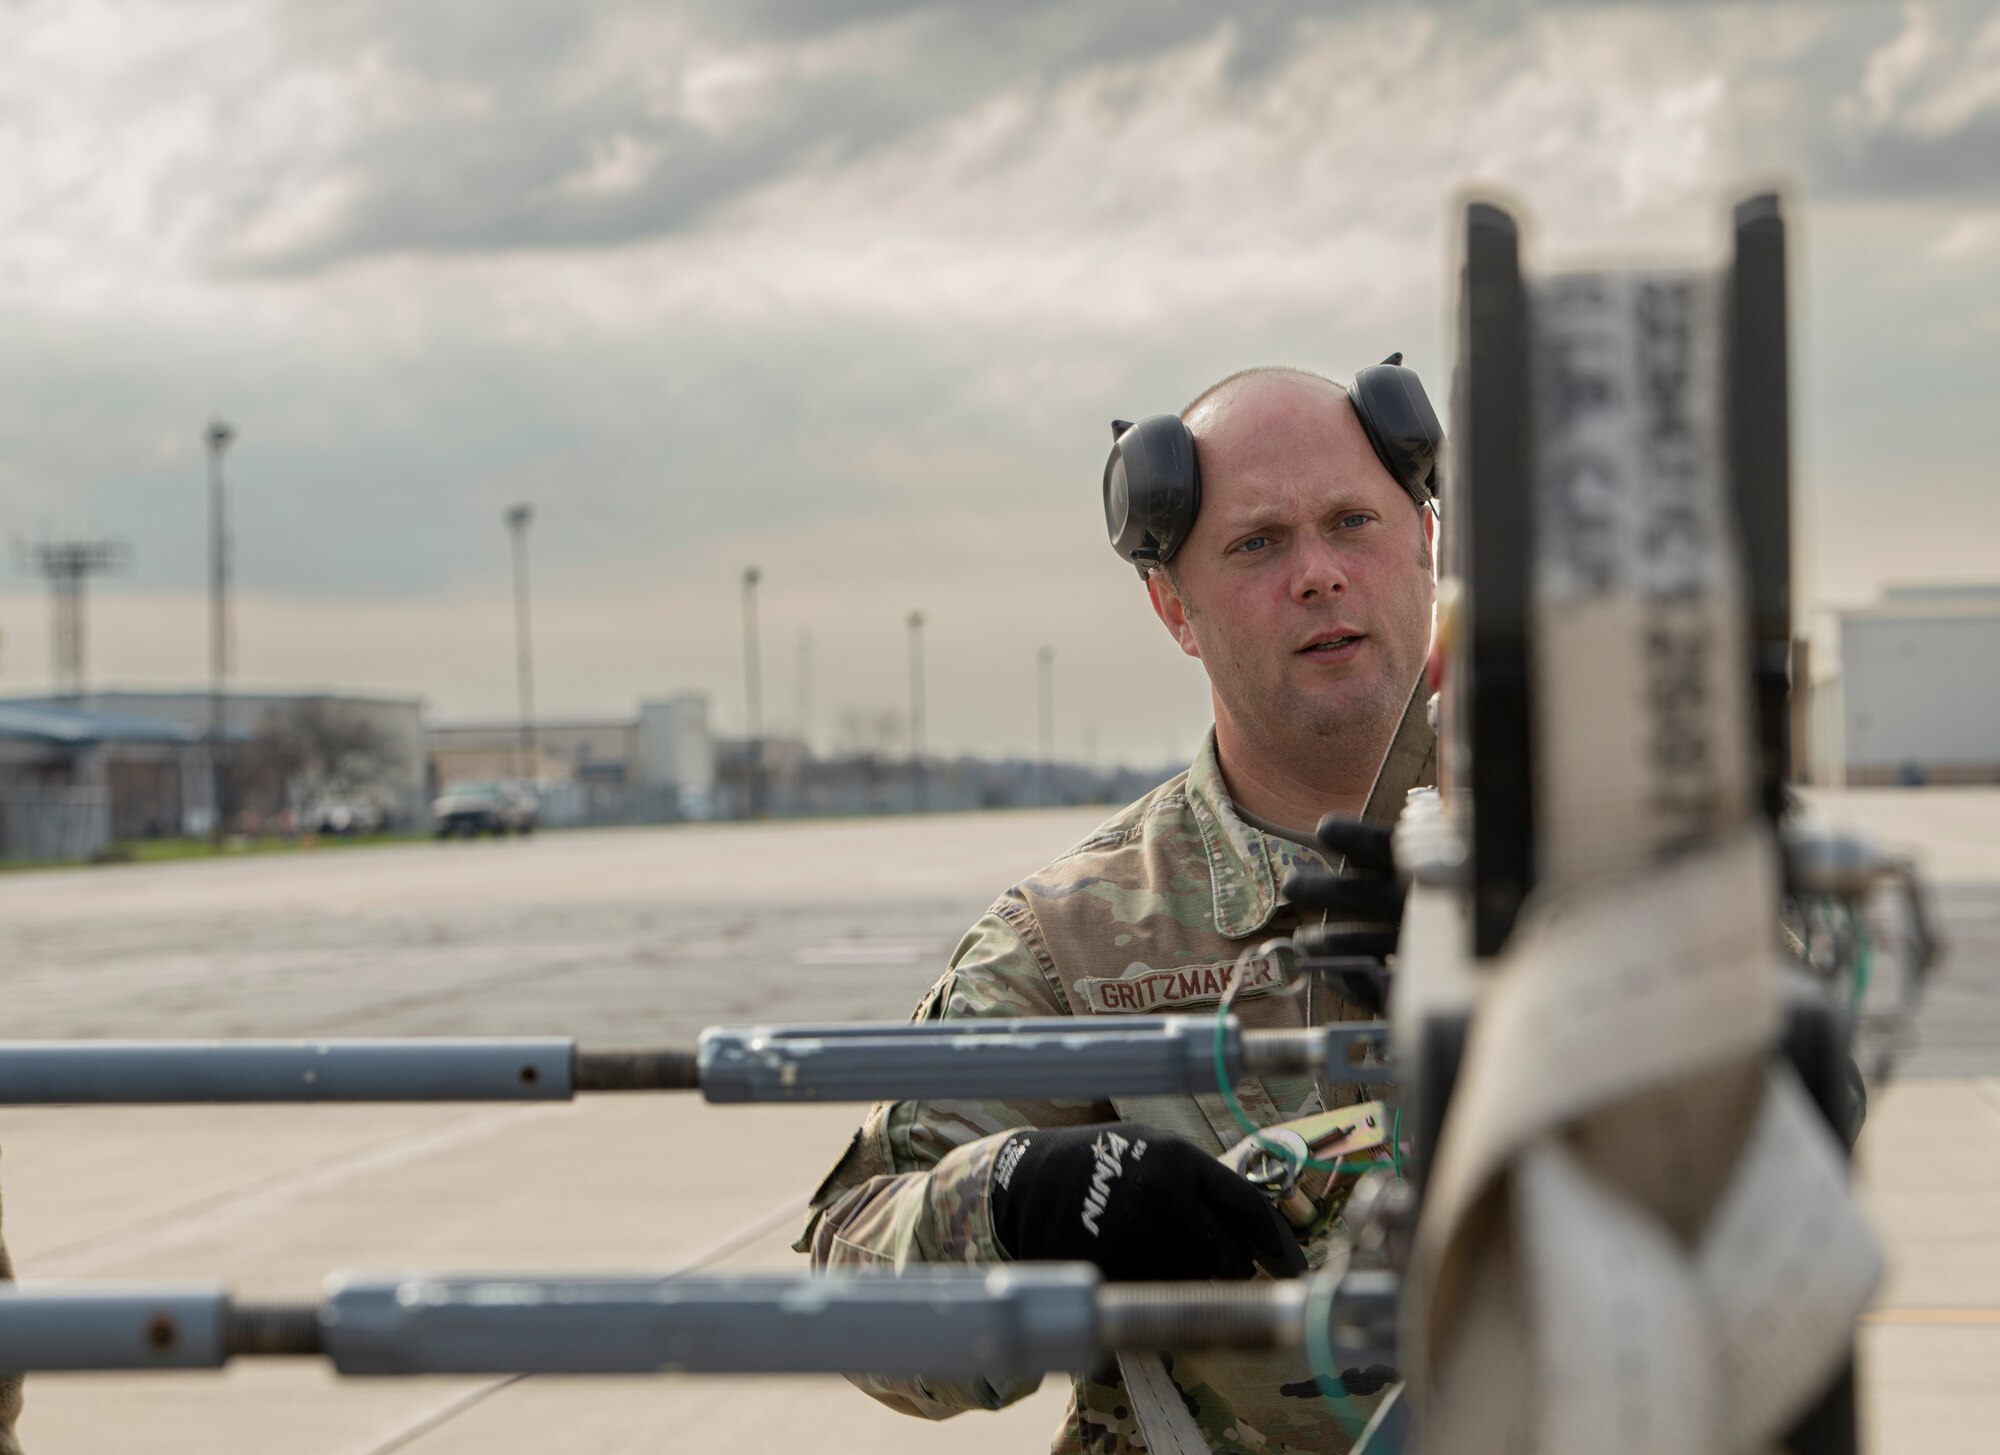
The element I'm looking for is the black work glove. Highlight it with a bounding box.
[1282,817,1404,1015]
[988,1122,1306,1282]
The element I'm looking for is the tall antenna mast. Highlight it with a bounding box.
[22,538,126,699]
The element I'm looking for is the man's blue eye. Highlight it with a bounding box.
[1339,514,1369,530]
[1237,536,1270,554]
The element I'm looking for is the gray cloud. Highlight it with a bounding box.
[186,1,1998,276]
[212,1,1297,272]
[1819,119,2000,200]
[1806,0,2000,201]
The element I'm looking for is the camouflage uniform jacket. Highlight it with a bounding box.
[0,1158,21,1454]
[799,693,1436,1455]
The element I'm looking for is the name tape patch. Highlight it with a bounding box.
[1077,957,1279,1014]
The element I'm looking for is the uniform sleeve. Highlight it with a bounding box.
[0,1164,23,1455]
[796,900,1110,1421]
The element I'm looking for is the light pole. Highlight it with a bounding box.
[742,567,764,818]
[505,505,536,784]
[1036,644,1054,807]
[907,610,927,813]
[796,629,813,755]
[206,418,234,847]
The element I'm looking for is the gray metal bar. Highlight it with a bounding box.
[0,1269,1397,1376]
[322,1268,1103,1376]
[0,1039,576,1104]
[0,1285,228,1369]
[696,1018,1390,1103]
[0,1021,1387,1106]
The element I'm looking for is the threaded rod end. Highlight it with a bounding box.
[574,1047,701,1092]
[227,1302,324,1357]
[1097,1282,1305,1351]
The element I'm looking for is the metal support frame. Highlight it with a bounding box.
[1454,202,1537,959]
[1427,189,1861,1455]
[1728,193,1792,823]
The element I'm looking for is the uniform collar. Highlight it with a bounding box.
[1187,683,1437,940]
[1185,730,1279,940]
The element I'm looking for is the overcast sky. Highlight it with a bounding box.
[2,0,1996,765]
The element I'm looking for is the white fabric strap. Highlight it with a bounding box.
[1115,1351,1213,1455]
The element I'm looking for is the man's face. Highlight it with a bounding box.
[1148,373,1436,754]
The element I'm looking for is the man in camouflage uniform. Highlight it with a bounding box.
[800,366,1440,1453]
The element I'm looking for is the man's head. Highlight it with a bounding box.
[1148,367,1437,773]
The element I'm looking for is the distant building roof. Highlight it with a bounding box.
[428,716,638,737]
[0,702,205,747]
[1880,582,2000,604]
[1842,582,2000,622]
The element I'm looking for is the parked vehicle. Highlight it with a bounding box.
[430,782,537,838]
[306,799,387,837]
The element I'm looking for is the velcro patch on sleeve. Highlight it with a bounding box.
[1076,957,1280,1014]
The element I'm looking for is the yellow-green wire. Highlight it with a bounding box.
[1209,943,1404,1436]
[1305,1271,1375,1441]
[1211,949,1404,1176]
[1844,898,1872,1033]
[1214,990,1347,1172]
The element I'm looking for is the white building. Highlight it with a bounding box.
[638,692,717,818]
[1837,584,2000,786]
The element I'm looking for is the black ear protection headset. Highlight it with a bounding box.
[1101,354,1444,577]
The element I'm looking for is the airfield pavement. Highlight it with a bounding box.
[0,789,1994,1453]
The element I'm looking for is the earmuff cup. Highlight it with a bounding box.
[1103,414,1201,574]
[1349,356,1442,506]
[1102,356,1442,577]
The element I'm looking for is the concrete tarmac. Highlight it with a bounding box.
[0,793,1992,1452]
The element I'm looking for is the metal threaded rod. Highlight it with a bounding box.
[1097,1282,1308,1351]
[1240,1026,1390,1078]
[227,1302,324,1357]
[1240,1028,1323,1075]
[573,1047,702,1092]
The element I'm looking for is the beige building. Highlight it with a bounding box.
[426,692,716,822]
[426,718,638,789]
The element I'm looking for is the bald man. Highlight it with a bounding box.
[800,366,1438,1454]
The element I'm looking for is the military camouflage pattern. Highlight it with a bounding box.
[801,691,1435,1453]
[0,1156,22,1455]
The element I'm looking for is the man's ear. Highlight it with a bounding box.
[1146,569,1203,661]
